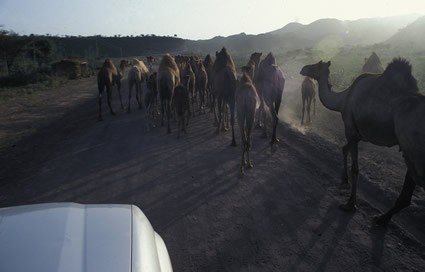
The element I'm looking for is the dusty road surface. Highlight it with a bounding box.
[1,72,425,272]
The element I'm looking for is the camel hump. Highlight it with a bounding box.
[383,58,418,93]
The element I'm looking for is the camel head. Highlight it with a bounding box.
[300,61,331,81]
[250,52,262,64]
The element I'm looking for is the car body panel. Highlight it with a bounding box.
[0,203,172,272]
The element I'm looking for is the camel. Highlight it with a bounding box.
[203,54,214,110]
[301,76,316,125]
[146,56,156,70]
[181,62,196,117]
[190,59,208,115]
[255,52,285,146]
[127,58,149,112]
[145,72,158,129]
[212,47,237,146]
[236,72,260,174]
[97,58,123,121]
[158,54,180,134]
[247,52,263,127]
[174,85,190,138]
[300,58,424,225]
[241,59,256,83]
[362,52,384,74]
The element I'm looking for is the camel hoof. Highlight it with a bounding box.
[247,162,253,168]
[373,214,391,226]
[339,202,357,212]
[230,141,237,147]
[111,112,116,116]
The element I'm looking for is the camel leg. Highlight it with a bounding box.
[117,81,124,110]
[301,98,305,125]
[216,98,223,134]
[213,96,219,127]
[107,86,115,116]
[340,141,359,212]
[374,171,416,225]
[230,100,237,146]
[246,116,254,168]
[256,99,264,128]
[127,81,133,113]
[98,91,103,121]
[306,98,311,124]
[177,115,181,139]
[239,123,246,174]
[135,82,141,109]
[161,99,165,126]
[166,102,171,134]
[341,144,349,185]
[271,98,281,145]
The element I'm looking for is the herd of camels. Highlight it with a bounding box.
[97,48,425,225]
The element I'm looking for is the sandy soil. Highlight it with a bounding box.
[1,72,425,271]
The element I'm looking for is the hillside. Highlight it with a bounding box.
[386,15,425,50]
[183,14,422,54]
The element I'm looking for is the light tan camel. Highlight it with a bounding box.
[301,76,316,125]
[256,52,285,146]
[236,72,260,174]
[97,59,123,121]
[300,58,424,225]
[158,54,180,134]
[212,47,237,146]
[127,58,149,112]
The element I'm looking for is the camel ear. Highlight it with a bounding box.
[327,61,331,66]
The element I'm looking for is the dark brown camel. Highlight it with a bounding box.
[255,52,285,146]
[158,54,180,134]
[301,76,316,125]
[300,58,424,225]
[236,72,260,174]
[97,58,123,121]
[144,72,158,129]
[174,85,190,138]
[127,58,149,112]
[212,47,237,146]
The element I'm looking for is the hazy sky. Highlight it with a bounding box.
[1,0,424,40]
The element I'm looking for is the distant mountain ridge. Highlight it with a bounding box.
[183,14,423,54]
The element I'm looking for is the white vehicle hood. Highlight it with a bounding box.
[0,203,172,272]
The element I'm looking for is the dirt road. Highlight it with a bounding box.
[1,74,425,271]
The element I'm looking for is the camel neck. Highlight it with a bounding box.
[317,69,345,112]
